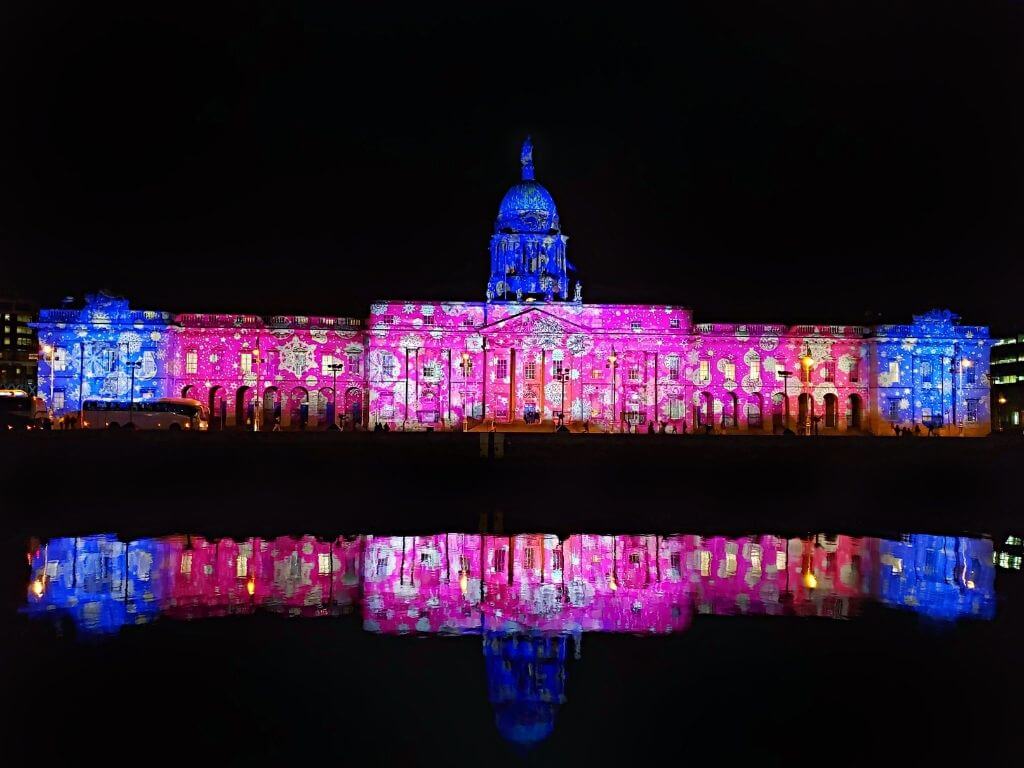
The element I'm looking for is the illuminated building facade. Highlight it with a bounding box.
[33,140,993,435]
[990,333,1024,431]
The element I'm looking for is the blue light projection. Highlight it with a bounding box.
[875,535,996,621]
[33,292,174,416]
[24,535,169,635]
[487,138,573,301]
[873,310,991,432]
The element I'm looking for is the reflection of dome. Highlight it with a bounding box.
[494,701,557,746]
[497,181,559,234]
[485,631,570,748]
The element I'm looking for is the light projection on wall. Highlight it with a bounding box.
[24,530,996,745]
[32,142,993,435]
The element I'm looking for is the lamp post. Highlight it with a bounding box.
[606,347,618,433]
[461,352,471,432]
[553,368,570,433]
[327,362,345,430]
[778,370,792,432]
[121,342,141,427]
[998,394,1007,432]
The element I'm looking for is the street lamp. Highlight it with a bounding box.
[327,362,345,430]
[777,370,793,432]
[606,347,618,433]
[461,352,471,432]
[553,368,571,433]
[998,394,1008,432]
[121,343,142,427]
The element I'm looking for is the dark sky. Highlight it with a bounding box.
[1,2,1021,332]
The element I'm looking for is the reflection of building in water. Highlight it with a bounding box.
[25,531,997,745]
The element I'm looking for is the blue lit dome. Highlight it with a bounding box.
[497,181,559,234]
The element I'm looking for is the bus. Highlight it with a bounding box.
[83,397,209,431]
[0,389,50,430]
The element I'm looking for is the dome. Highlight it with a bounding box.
[496,181,559,234]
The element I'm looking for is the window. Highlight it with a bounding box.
[552,550,563,571]
[887,361,900,384]
[185,349,198,375]
[496,359,508,379]
[920,361,932,383]
[629,552,642,565]
[749,358,761,383]
[390,315,401,325]
[667,355,680,381]
[422,361,439,380]
[318,553,332,575]
[52,347,66,372]
[629,365,640,381]
[423,314,434,326]
[180,552,193,575]
[524,548,535,569]
[1013,411,1020,426]
[850,359,860,383]
[376,556,388,576]
[723,361,736,382]
[887,399,900,420]
[631,321,642,332]
[966,399,979,423]
[236,555,248,578]
[240,352,252,374]
[553,361,565,377]
[965,365,976,385]
[322,354,338,376]
[53,390,65,411]
[460,357,473,377]
[591,368,602,379]
[380,353,396,378]
[822,361,835,382]
[670,398,684,419]
[524,361,536,380]
[347,353,361,375]
[670,318,680,329]
[458,555,470,573]
[699,360,710,383]
[494,548,507,573]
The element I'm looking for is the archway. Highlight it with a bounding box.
[316,387,334,429]
[235,386,254,430]
[209,386,227,430]
[797,393,814,434]
[747,393,763,430]
[345,387,363,430]
[722,392,738,429]
[262,387,282,430]
[771,392,787,432]
[695,392,713,432]
[848,393,863,430]
[824,393,839,428]
[288,387,309,430]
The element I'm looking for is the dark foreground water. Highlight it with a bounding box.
[5,528,1023,763]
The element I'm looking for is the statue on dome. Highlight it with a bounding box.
[486,288,493,302]
[574,281,582,302]
[520,136,534,181]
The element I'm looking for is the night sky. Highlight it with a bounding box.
[1,3,1021,332]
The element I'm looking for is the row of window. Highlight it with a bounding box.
[886,398,979,423]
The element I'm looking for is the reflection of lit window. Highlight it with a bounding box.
[698,550,711,577]
[318,553,331,575]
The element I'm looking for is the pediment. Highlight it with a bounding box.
[480,306,590,337]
